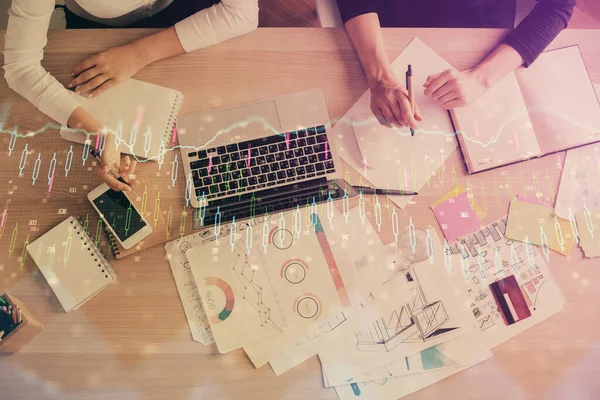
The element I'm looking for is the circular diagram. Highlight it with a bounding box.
[283,262,306,284]
[179,241,192,253]
[271,228,293,250]
[183,261,190,270]
[295,295,321,319]
[204,276,235,324]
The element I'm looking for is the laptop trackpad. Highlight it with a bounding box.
[222,100,281,139]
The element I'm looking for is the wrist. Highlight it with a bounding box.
[366,64,396,89]
[130,39,153,67]
[470,65,492,91]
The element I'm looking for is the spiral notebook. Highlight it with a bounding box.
[59,79,183,160]
[26,217,116,313]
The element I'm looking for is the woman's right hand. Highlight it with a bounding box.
[369,76,421,129]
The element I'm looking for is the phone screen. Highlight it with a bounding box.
[93,189,147,241]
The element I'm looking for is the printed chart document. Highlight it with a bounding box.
[446,217,566,348]
[187,207,401,353]
[165,233,216,345]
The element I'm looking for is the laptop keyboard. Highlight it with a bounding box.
[194,178,351,227]
[187,125,335,200]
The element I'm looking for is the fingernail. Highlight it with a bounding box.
[75,90,80,95]
[87,94,93,98]
[67,83,73,88]
[71,72,74,76]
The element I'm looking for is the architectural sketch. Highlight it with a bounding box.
[354,266,459,352]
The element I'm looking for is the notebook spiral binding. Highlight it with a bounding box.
[103,225,121,259]
[160,92,184,154]
[74,216,116,279]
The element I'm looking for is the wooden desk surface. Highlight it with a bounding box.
[1,28,599,400]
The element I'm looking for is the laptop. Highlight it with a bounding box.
[177,89,355,226]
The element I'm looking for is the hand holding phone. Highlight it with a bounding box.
[88,183,152,249]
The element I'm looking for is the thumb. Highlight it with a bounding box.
[414,101,422,122]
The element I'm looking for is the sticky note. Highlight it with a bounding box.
[506,198,575,256]
[432,191,482,243]
[576,209,600,258]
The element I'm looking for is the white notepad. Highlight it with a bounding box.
[27,217,116,313]
[60,79,183,160]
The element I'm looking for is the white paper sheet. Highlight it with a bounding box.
[165,233,217,345]
[329,37,457,209]
[446,216,566,348]
[318,230,475,385]
[324,330,490,387]
[334,359,489,400]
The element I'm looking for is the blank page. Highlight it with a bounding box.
[516,45,600,155]
[451,72,541,173]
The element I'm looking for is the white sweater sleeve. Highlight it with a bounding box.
[3,0,82,126]
[174,0,259,53]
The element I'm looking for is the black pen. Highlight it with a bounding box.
[353,186,418,196]
[89,148,138,197]
[406,64,415,137]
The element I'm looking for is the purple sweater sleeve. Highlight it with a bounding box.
[336,0,575,67]
[336,0,380,23]
[504,0,575,67]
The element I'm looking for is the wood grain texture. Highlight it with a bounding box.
[259,0,319,27]
[0,28,599,400]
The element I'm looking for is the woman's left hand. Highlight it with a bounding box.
[68,43,147,98]
[423,68,488,109]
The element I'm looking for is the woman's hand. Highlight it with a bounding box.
[97,134,139,193]
[68,43,148,98]
[423,69,488,109]
[369,76,421,129]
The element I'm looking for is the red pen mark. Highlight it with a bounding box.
[285,132,290,150]
[1,202,8,229]
[513,130,520,149]
[48,173,55,193]
[95,132,101,150]
[247,145,252,168]
[325,142,329,159]
[171,124,177,145]
[208,156,213,176]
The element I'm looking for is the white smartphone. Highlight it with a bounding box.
[88,183,153,250]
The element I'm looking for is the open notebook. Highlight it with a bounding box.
[60,79,183,160]
[452,45,600,173]
[26,217,116,313]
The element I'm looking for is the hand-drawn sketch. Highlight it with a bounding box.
[354,266,459,353]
